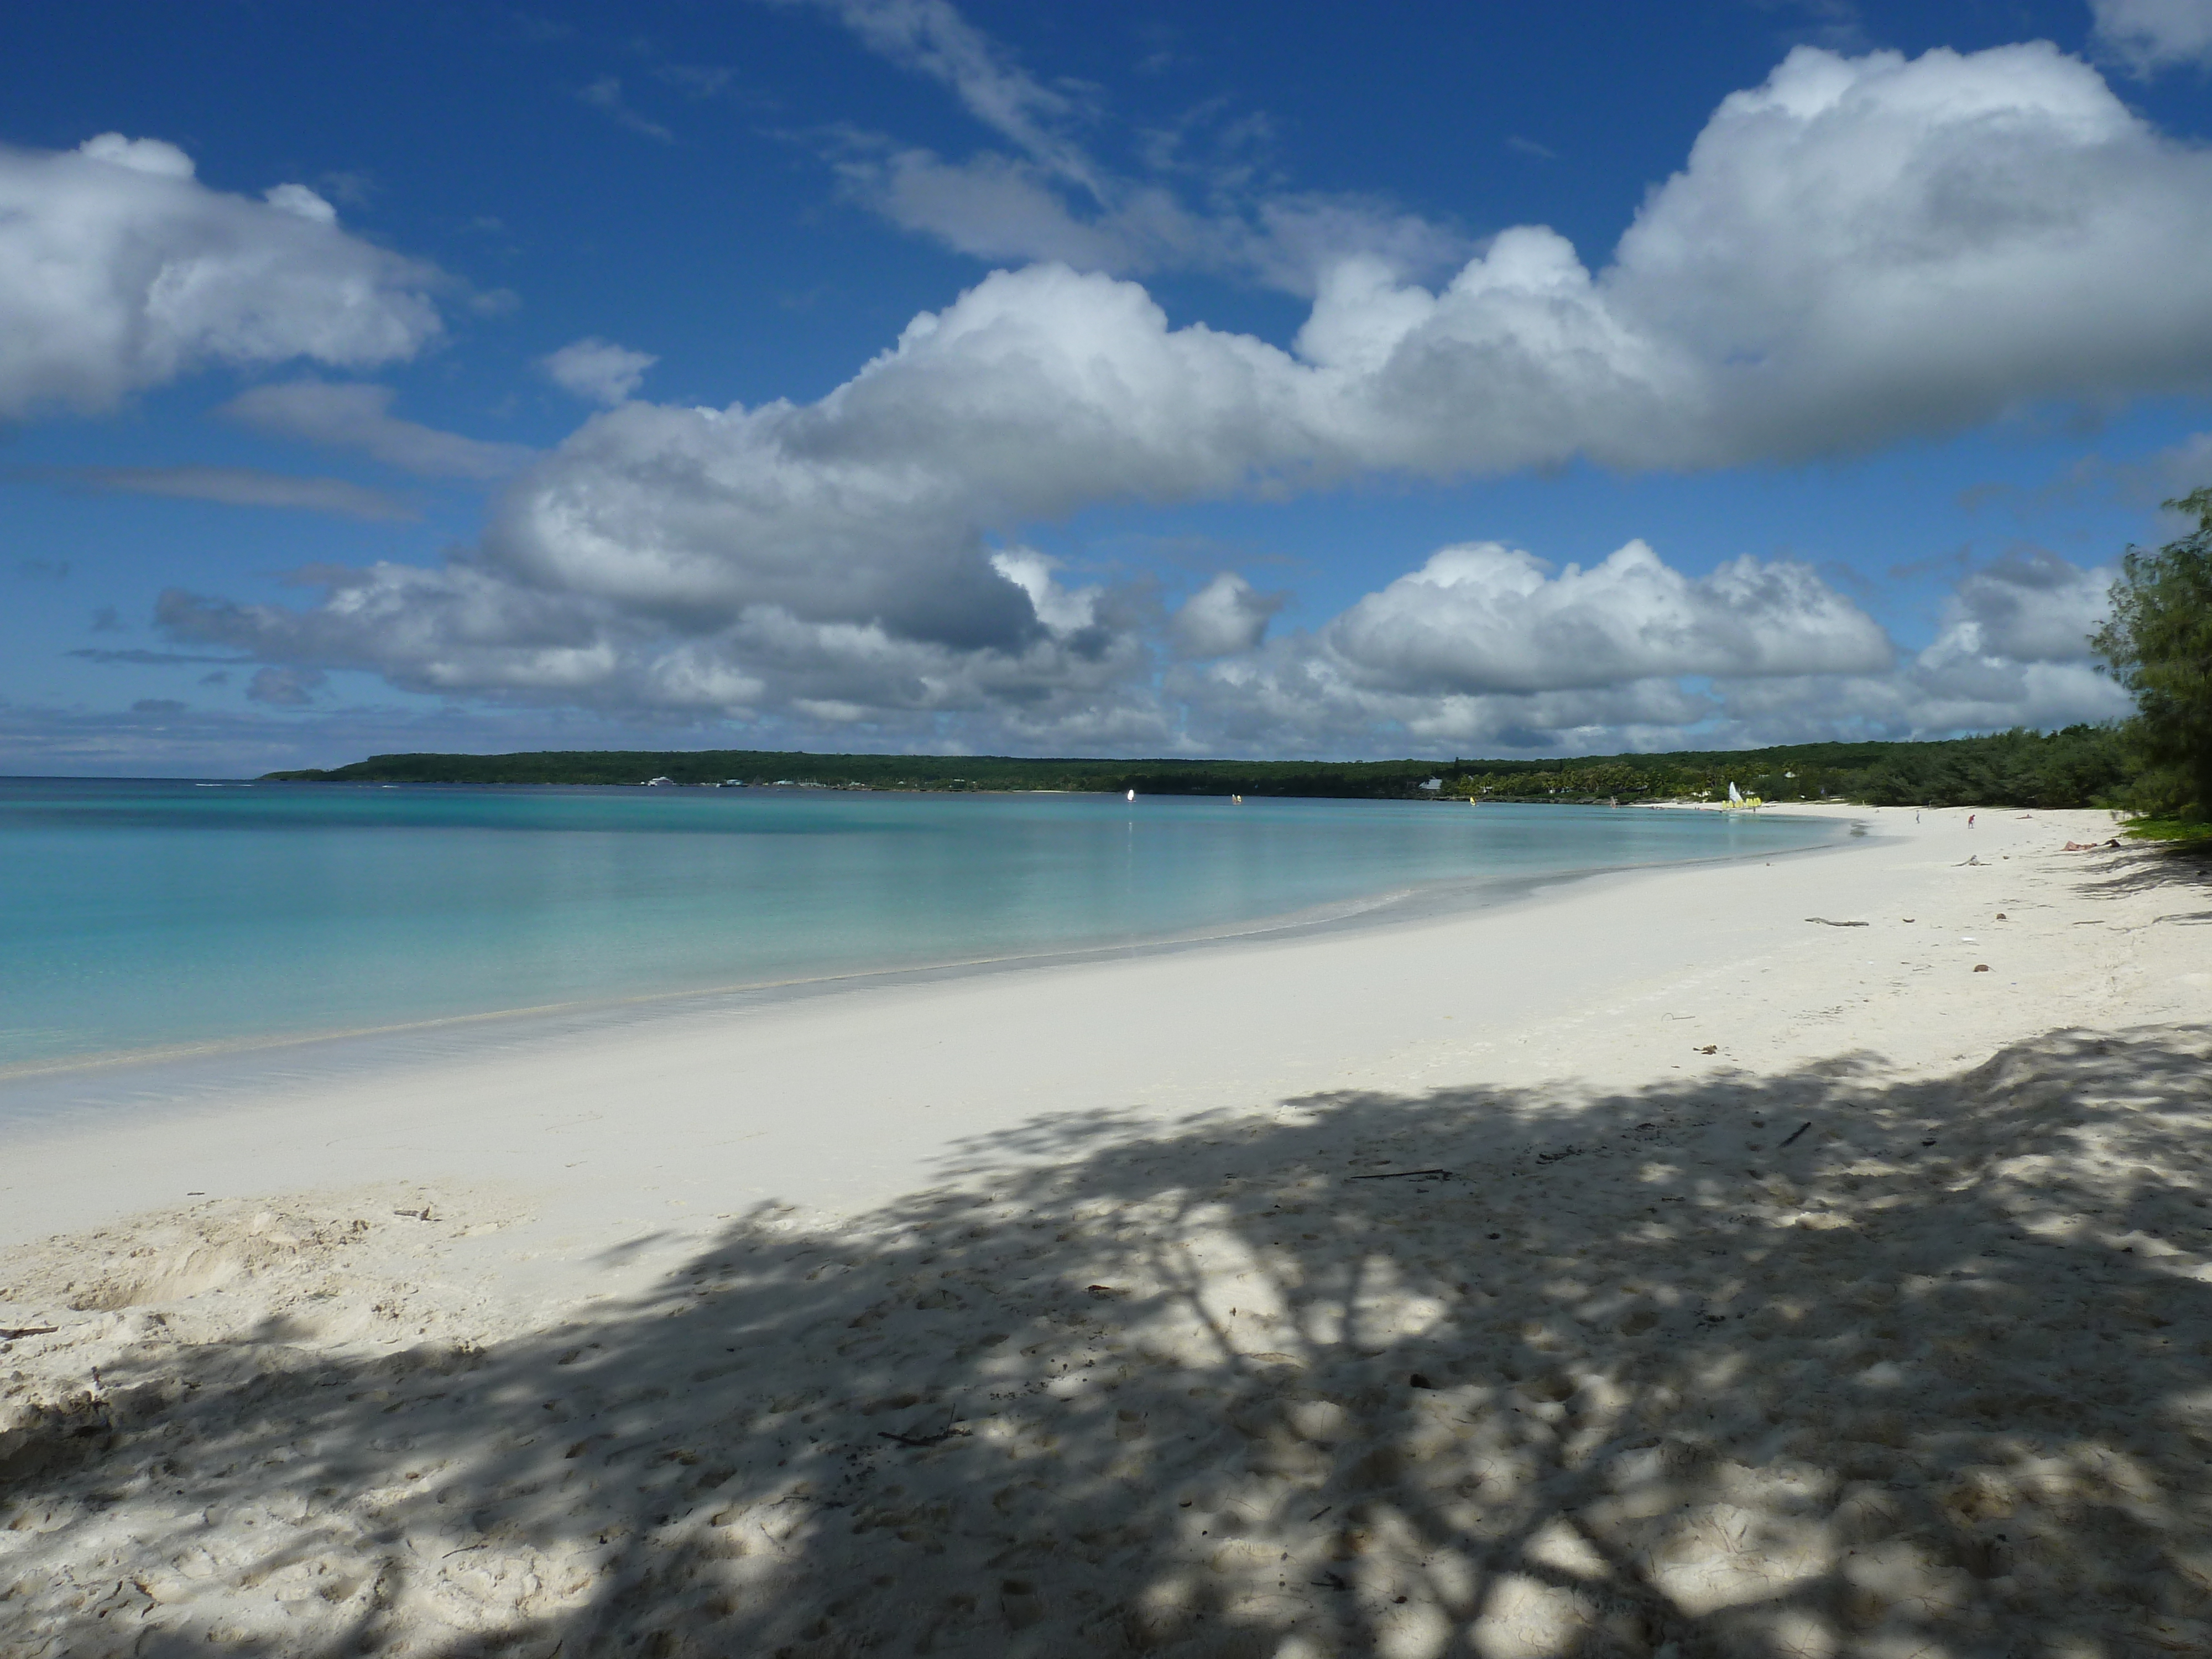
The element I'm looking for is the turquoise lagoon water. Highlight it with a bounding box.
[0,778,1846,1076]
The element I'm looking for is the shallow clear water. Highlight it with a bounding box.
[0,779,1844,1072]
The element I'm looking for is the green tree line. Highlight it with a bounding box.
[1441,726,2133,809]
[265,729,2135,808]
[263,750,1449,797]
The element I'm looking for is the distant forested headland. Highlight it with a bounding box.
[264,750,1451,799]
[264,724,2131,808]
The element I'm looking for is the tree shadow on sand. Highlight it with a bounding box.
[6,1026,2212,1658]
[2073,839,2212,906]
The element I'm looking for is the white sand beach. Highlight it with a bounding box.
[3,804,2209,1658]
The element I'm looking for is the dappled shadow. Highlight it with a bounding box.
[6,1027,2212,1656]
[2073,838,2212,904]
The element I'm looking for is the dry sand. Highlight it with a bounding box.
[1,804,2208,1658]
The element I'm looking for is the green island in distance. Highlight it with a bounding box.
[264,723,2132,811]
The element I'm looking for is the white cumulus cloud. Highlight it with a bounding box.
[0,134,443,419]
[1325,541,1892,695]
[262,182,338,225]
[1170,573,1284,659]
[1894,547,2131,733]
[1164,540,1891,756]
[988,549,1100,635]
[1164,541,2127,760]
[1925,547,2115,666]
[540,338,659,405]
[2091,0,2212,73]
[147,43,2200,753]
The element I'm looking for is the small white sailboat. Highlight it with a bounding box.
[1126,789,1136,802]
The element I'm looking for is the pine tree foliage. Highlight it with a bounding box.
[2094,488,2212,820]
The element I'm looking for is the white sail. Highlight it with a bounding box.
[1727,781,1743,805]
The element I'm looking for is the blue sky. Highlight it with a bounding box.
[5,0,2212,774]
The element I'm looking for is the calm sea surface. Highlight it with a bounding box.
[0,778,1846,1074]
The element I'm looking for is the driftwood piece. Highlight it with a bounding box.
[1348,1168,1454,1182]
[878,1427,965,1448]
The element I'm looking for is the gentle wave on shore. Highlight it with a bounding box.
[1,778,1841,1074]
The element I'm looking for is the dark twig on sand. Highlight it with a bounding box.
[1805,917,1869,927]
[1779,1122,1812,1147]
[0,1327,58,1340]
[1347,1168,1454,1182]
[878,1428,966,1449]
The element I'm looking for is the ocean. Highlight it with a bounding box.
[0,777,1846,1078]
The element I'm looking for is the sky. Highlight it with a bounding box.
[5,0,2212,776]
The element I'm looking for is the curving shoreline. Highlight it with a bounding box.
[0,785,1838,1079]
[0,801,1845,1125]
[3,804,2209,1657]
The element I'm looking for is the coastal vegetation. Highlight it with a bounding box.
[1438,726,2129,809]
[2094,487,2212,828]
[267,727,2135,808]
[262,750,1449,797]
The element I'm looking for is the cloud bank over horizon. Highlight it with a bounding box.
[6,28,2201,766]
